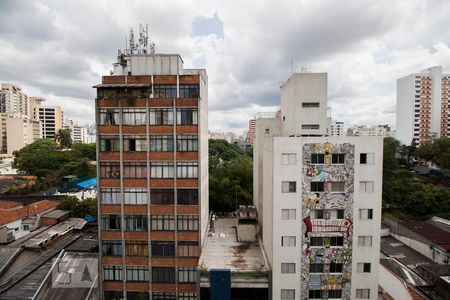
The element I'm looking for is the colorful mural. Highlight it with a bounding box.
[301,143,355,299]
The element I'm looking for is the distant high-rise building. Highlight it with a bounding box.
[347,124,390,137]
[63,119,88,143]
[39,106,63,139]
[254,72,383,300]
[0,83,29,116]
[95,34,208,299]
[397,66,450,145]
[331,120,345,136]
[247,117,256,146]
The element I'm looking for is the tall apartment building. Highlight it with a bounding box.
[254,73,383,300]
[0,83,29,115]
[397,66,450,145]
[331,120,345,136]
[63,119,89,143]
[247,117,256,146]
[95,40,208,299]
[39,106,63,139]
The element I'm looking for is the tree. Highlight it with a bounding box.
[415,138,450,169]
[71,142,96,160]
[55,129,72,149]
[59,196,97,218]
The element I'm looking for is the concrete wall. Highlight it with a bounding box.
[396,74,415,145]
[129,54,183,76]
[378,263,413,300]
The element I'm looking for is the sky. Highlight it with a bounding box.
[1,0,450,134]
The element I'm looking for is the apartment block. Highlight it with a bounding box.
[247,117,256,146]
[331,120,344,136]
[63,119,89,143]
[397,66,450,145]
[0,83,29,116]
[95,45,208,299]
[39,106,63,139]
[254,72,383,300]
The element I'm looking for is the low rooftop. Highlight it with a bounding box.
[381,236,435,269]
[198,218,269,273]
[0,200,59,226]
[400,221,450,251]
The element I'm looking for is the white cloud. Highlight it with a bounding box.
[0,0,450,132]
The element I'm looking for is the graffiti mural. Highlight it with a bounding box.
[301,143,354,299]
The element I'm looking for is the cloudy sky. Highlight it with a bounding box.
[1,0,450,134]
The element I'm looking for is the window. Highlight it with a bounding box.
[99,109,119,125]
[177,162,198,178]
[152,292,176,300]
[177,189,198,205]
[102,240,122,256]
[152,267,175,283]
[149,108,174,125]
[309,263,324,273]
[328,181,345,192]
[151,242,175,257]
[358,236,373,247]
[123,135,147,151]
[100,163,120,179]
[356,289,370,299]
[178,293,197,300]
[100,135,120,151]
[360,181,374,193]
[281,289,295,299]
[328,290,342,298]
[357,263,371,273]
[311,209,344,220]
[154,85,177,98]
[281,263,295,273]
[330,262,343,273]
[282,153,297,165]
[281,236,296,247]
[177,108,198,125]
[359,209,373,220]
[123,162,147,178]
[125,215,148,231]
[311,181,324,192]
[360,153,375,164]
[150,163,174,178]
[179,84,199,98]
[310,236,343,247]
[309,290,323,299]
[332,153,345,164]
[150,189,174,205]
[177,135,198,152]
[302,124,320,130]
[122,108,147,125]
[178,242,199,257]
[151,215,175,231]
[177,215,199,231]
[150,135,174,152]
[126,266,149,282]
[302,102,320,108]
[281,209,296,220]
[282,181,296,193]
[124,188,148,204]
[101,188,121,204]
[103,265,122,281]
[178,267,197,283]
[125,241,148,256]
[101,215,121,230]
[311,154,325,164]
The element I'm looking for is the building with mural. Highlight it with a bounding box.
[253,72,383,299]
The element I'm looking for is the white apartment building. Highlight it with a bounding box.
[63,119,89,143]
[254,73,383,300]
[331,120,345,136]
[397,66,450,145]
[39,106,63,139]
[347,125,390,137]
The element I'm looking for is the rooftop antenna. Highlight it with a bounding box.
[129,28,137,54]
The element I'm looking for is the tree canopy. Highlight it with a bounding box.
[55,128,73,149]
[209,139,253,212]
[414,138,450,169]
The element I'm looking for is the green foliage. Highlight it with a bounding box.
[209,139,253,212]
[414,138,450,169]
[383,137,450,220]
[55,129,73,149]
[59,196,97,218]
[71,142,96,160]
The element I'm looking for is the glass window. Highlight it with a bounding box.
[149,108,174,125]
[176,108,198,125]
[178,267,197,283]
[100,135,120,151]
[311,154,325,164]
[328,290,342,298]
[177,162,198,178]
[281,263,295,273]
[360,181,374,193]
[282,153,297,165]
[102,240,122,256]
[154,85,177,98]
[150,163,174,178]
[328,181,345,192]
[281,236,296,247]
[302,102,320,108]
[281,289,295,300]
[151,215,175,231]
[150,189,174,205]
[177,135,198,152]
[309,290,323,299]
[123,162,147,178]
[360,153,375,164]
[101,188,121,204]
[330,262,343,273]
[179,84,199,98]
[100,162,120,179]
[99,109,119,125]
[124,188,148,204]
[358,236,373,247]
[302,124,320,130]
[151,242,175,257]
[177,189,198,205]
[149,135,174,152]
[332,153,345,164]
[101,215,121,230]
[177,215,199,231]
[103,265,122,281]
[152,292,176,300]
[178,293,197,300]
[356,289,370,299]
[152,267,175,283]
[311,181,324,192]
[126,266,149,282]
[178,241,199,257]
[281,209,296,220]
[359,209,373,220]
[282,181,296,193]
[125,215,148,231]
[125,241,148,256]
[357,262,371,273]
[123,135,147,151]
[309,263,323,273]
[122,108,147,125]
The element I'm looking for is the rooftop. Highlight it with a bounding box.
[42,209,70,219]
[400,221,450,251]
[380,236,435,269]
[0,200,59,226]
[198,218,269,273]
